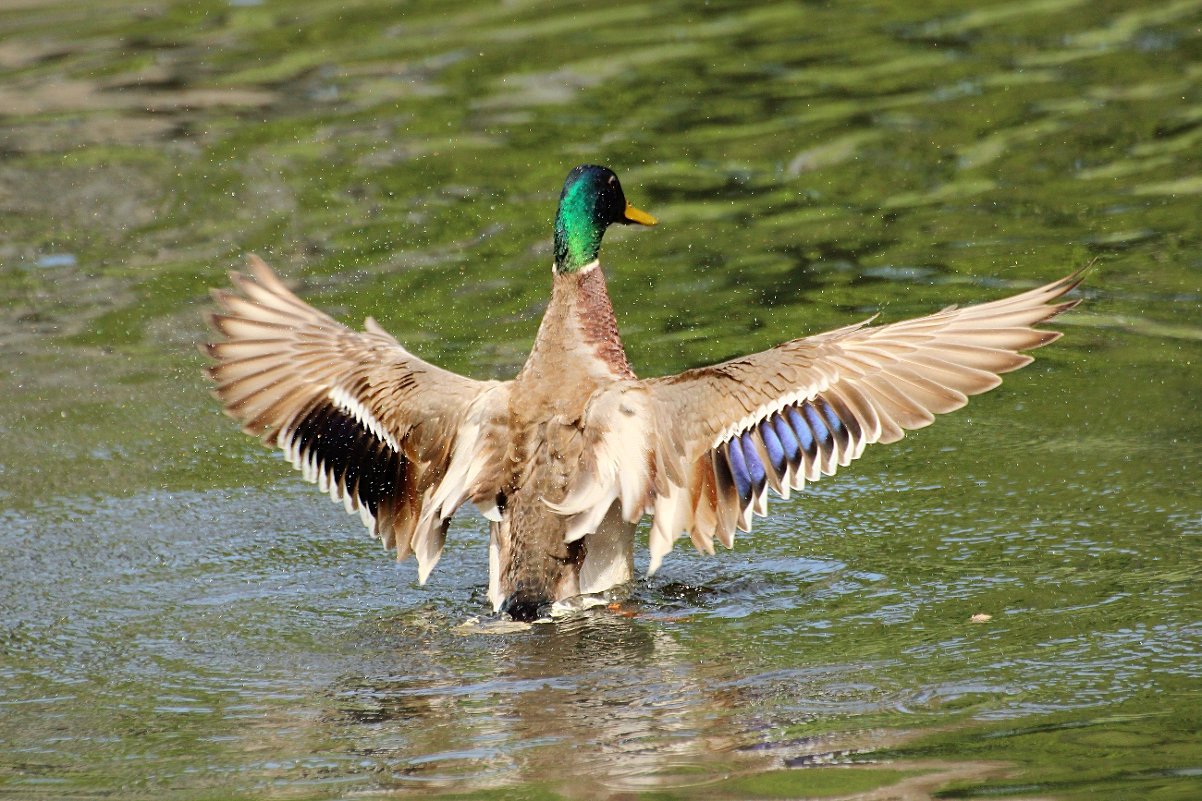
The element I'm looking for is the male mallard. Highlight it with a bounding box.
[205,164,1082,620]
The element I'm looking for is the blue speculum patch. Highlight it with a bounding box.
[726,435,752,503]
[802,403,832,449]
[740,432,767,493]
[759,419,786,473]
[720,398,854,508]
[786,407,817,458]
[772,413,801,466]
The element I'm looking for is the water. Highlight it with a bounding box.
[2,0,1201,798]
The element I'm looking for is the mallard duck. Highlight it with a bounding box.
[204,164,1083,620]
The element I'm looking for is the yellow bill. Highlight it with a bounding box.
[623,202,658,226]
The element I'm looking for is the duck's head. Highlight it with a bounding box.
[553,164,656,273]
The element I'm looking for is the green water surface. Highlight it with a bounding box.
[2,1,1201,799]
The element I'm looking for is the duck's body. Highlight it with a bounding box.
[494,264,640,617]
[205,165,1083,620]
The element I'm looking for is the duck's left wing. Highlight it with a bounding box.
[632,269,1084,573]
[204,255,510,582]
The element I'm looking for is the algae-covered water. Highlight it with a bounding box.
[3,1,1202,799]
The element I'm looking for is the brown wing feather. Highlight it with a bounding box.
[203,255,509,581]
[641,268,1085,571]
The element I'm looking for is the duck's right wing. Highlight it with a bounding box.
[204,255,510,582]
[636,269,1084,572]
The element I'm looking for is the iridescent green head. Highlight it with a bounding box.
[553,165,657,273]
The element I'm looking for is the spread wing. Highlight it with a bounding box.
[204,255,509,582]
[551,269,1084,575]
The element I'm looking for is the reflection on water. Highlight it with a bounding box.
[323,614,725,792]
[4,0,1202,798]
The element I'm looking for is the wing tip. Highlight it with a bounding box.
[1030,262,1090,318]
[246,252,272,279]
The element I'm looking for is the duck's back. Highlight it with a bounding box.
[488,265,639,616]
